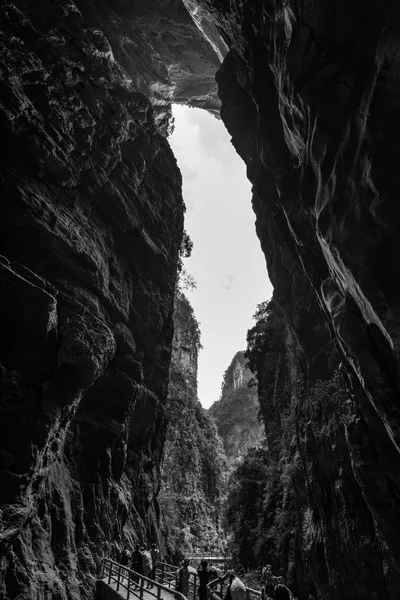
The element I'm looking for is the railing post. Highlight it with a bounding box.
[127,572,131,600]
[157,583,162,600]
[108,560,112,585]
[117,564,121,592]
[193,574,197,600]
[161,563,165,585]
[140,577,144,600]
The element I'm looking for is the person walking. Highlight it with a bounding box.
[120,545,132,566]
[176,558,191,597]
[197,559,209,600]
[131,545,142,588]
[141,546,153,588]
[261,565,274,600]
[149,543,160,587]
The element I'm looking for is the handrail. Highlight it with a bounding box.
[101,558,261,600]
[206,576,262,600]
[156,561,198,600]
[102,557,187,600]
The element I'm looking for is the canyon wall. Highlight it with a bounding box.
[2,0,400,598]
[159,292,228,560]
[209,352,263,467]
[0,1,223,598]
[195,0,400,598]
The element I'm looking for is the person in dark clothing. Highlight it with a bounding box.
[223,572,235,600]
[120,546,132,566]
[149,542,160,585]
[261,565,274,600]
[197,559,209,600]
[176,558,190,597]
[131,545,142,587]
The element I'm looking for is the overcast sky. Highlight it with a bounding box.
[169,105,273,409]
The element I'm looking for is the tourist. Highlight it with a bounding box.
[197,559,209,600]
[150,542,160,583]
[120,545,132,566]
[139,545,153,588]
[223,572,235,600]
[261,565,274,600]
[131,544,142,587]
[176,558,191,596]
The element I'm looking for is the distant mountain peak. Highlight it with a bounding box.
[209,351,264,468]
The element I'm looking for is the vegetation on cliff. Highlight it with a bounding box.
[209,352,263,467]
[222,296,394,600]
[159,292,229,561]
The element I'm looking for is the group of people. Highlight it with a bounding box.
[120,542,160,589]
[261,565,292,600]
[176,558,294,600]
[114,547,292,600]
[176,558,219,600]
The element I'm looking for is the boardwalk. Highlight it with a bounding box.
[97,558,262,600]
[101,577,176,600]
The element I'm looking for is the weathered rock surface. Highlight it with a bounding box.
[0,0,217,597]
[71,0,226,129]
[194,0,400,598]
[209,352,263,467]
[3,0,400,598]
[159,292,228,559]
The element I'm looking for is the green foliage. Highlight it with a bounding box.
[225,294,351,600]
[245,299,285,377]
[160,386,229,558]
[223,298,301,576]
[166,114,176,138]
[177,230,197,292]
[174,290,202,351]
[160,291,227,560]
[210,386,260,439]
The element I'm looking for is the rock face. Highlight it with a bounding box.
[194,0,400,598]
[209,352,263,467]
[70,0,226,129]
[0,0,227,597]
[159,292,228,559]
[2,0,400,598]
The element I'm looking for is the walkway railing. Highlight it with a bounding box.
[101,558,262,600]
[207,576,262,600]
[102,558,187,600]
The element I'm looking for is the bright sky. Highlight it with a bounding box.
[169,105,273,408]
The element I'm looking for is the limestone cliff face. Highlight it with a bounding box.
[195,1,400,598]
[159,292,228,559]
[209,352,263,467]
[71,0,226,128]
[0,0,225,597]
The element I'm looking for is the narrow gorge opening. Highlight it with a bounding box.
[157,103,273,565]
[169,104,273,407]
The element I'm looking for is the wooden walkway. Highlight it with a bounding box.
[99,577,177,600]
[97,558,262,600]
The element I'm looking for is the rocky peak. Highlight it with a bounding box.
[223,351,249,393]
[209,352,263,468]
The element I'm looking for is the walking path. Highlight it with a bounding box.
[97,558,262,600]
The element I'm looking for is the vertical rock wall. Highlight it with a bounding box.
[194,0,400,598]
[160,292,228,559]
[0,0,218,597]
